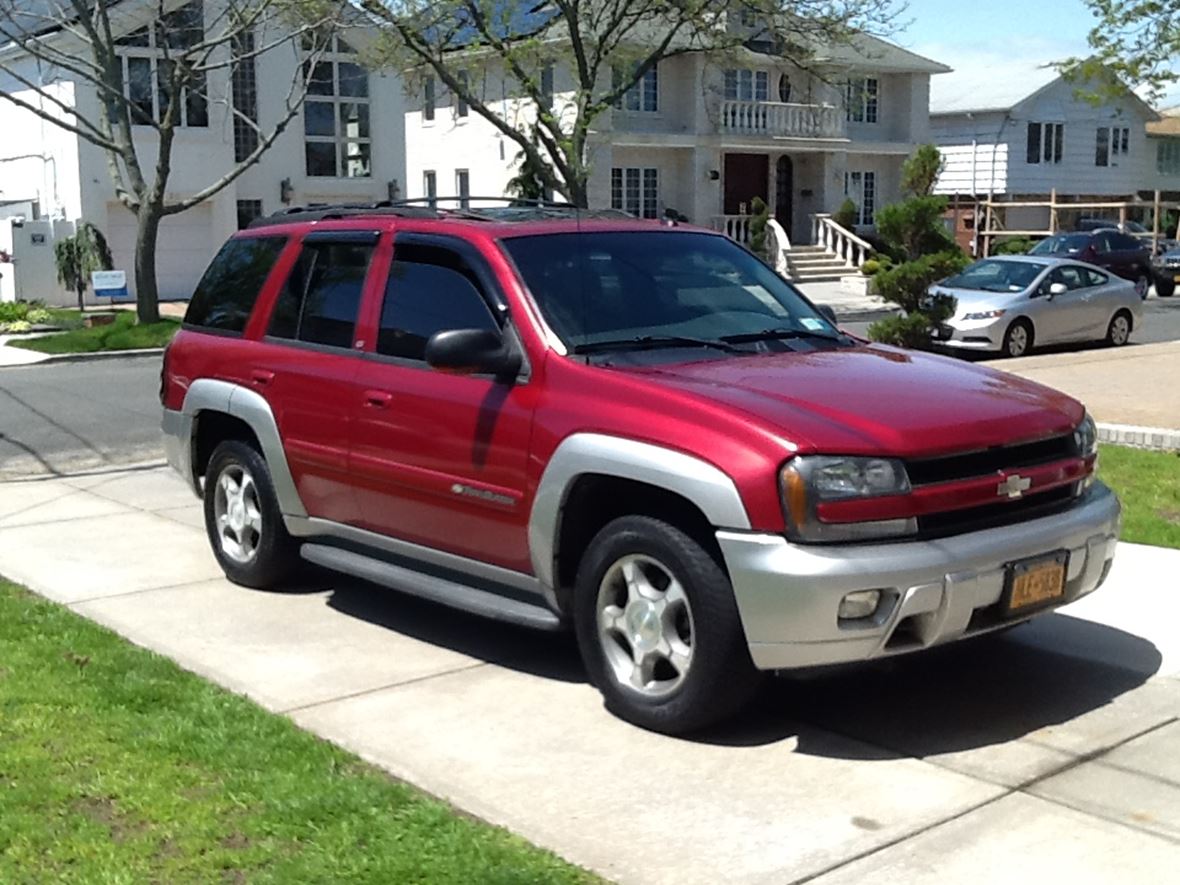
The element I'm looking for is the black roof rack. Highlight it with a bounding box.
[246,197,641,229]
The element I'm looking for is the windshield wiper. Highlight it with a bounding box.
[720,326,844,345]
[571,335,742,355]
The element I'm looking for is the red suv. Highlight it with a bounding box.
[162,204,1121,734]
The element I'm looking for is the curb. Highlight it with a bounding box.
[833,307,899,323]
[38,347,164,365]
[1097,422,1180,452]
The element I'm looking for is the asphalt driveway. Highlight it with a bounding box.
[2,466,1178,883]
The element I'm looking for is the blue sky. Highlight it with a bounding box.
[893,0,1179,108]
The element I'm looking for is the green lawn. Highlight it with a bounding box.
[0,578,593,883]
[1098,444,1180,549]
[9,311,179,354]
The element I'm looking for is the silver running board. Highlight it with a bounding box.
[300,543,565,632]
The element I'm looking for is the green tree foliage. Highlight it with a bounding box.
[1062,1,1179,103]
[833,197,859,230]
[505,134,553,202]
[867,146,967,349]
[992,236,1035,255]
[54,223,114,312]
[900,144,944,197]
[749,196,771,258]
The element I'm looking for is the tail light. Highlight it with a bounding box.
[159,342,171,405]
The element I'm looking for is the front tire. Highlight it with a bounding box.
[573,515,762,735]
[1134,274,1150,300]
[203,440,299,589]
[1105,310,1132,347]
[1001,319,1034,358]
[1157,278,1175,298]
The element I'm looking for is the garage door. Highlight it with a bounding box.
[105,203,216,302]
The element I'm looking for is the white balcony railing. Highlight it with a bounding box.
[719,100,845,139]
[712,216,791,275]
[812,213,873,270]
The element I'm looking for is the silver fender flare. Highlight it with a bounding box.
[180,378,308,518]
[527,433,751,593]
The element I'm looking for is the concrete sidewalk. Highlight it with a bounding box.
[996,341,1180,432]
[2,465,1178,883]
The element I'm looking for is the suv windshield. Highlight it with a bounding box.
[943,259,1044,292]
[1030,233,1091,255]
[501,231,838,353]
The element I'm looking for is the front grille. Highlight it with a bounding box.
[916,485,1076,539]
[906,433,1077,486]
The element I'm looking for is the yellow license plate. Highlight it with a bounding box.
[1173,274,1180,283]
[1005,554,1067,615]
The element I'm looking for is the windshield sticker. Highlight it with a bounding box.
[801,317,827,330]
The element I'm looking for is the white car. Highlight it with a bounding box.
[930,256,1144,358]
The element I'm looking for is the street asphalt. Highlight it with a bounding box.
[1,466,1178,883]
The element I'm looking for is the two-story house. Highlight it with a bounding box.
[930,62,1161,245]
[404,33,948,248]
[0,0,406,305]
[1148,107,1180,202]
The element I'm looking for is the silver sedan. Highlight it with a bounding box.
[930,255,1144,358]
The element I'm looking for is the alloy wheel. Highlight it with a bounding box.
[1109,314,1130,346]
[212,464,263,564]
[1006,324,1029,357]
[596,554,695,699]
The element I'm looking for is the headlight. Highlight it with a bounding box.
[781,456,916,542]
[961,309,1006,321]
[1074,412,1098,457]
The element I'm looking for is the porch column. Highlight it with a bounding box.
[690,145,721,227]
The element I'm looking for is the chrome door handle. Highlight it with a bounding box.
[364,390,393,408]
[250,369,274,387]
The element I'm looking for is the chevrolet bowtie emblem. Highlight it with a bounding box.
[997,473,1032,499]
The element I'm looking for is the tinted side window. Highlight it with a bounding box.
[1093,233,1113,253]
[185,236,286,332]
[1113,233,1142,251]
[378,248,497,360]
[1051,266,1086,290]
[268,242,374,348]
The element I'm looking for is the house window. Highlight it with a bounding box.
[844,171,876,226]
[724,69,769,102]
[231,31,258,162]
[610,167,659,219]
[115,1,207,127]
[304,39,371,178]
[845,77,879,123]
[456,70,469,118]
[1096,125,1130,167]
[1158,139,1180,175]
[1026,122,1064,164]
[778,74,792,104]
[613,63,658,112]
[424,76,435,122]
[423,170,437,206]
[540,63,554,109]
[456,169,470,208]
[236,200,263,230]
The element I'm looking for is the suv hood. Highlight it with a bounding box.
[622,344,1083,457]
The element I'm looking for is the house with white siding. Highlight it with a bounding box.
[404,32,948,267]
[0,0,406,305]
[929,62,1161,244]
[1147,108,1180,200]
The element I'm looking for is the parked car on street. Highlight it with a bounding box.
[161,204,1121,735]
[931,255,1143,357]
[1074,218,1179,255]
[1029,230,1154,298]
[1151,247,1180,298]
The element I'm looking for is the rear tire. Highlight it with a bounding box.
[1157,278,1175,298]
[1001,319,1034,358]
[1105,310,1132,347]
[1134,274,1150,300]
[203,440,299,589]
[573,515,762,735]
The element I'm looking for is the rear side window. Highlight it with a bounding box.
[1083,267,1109,286]
[185,236,286,332]
[268,242,375,349]
[377,244,497,361]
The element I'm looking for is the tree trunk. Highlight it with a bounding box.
[134,207,161,324]
[567,173,590,209]
[76,282,85,313]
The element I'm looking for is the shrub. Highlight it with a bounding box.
[875,194,959,262]
[900,144,945,197]
[748,196,770,258]
[25,307,52,324]
[1,319,32,333]
[992,237,1034,255]
[861,259,882,276]
[833,198,859,230]
[0,301,30,323]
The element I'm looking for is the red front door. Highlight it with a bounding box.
[723,153,769,216]
[348,234,538,574]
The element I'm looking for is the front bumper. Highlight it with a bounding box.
[718,483,1121,670]
[934,316,1006,351]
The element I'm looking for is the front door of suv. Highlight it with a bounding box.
[250,230,380,525]
[349,234,537,574]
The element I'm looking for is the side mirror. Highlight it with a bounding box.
[425,328,521,377]
[1048,282,1068,298]
[817,305,839,326]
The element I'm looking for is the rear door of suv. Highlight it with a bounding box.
[247,229,382,526]
[348,232,537,574]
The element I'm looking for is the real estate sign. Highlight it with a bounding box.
[92,270,130,301]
